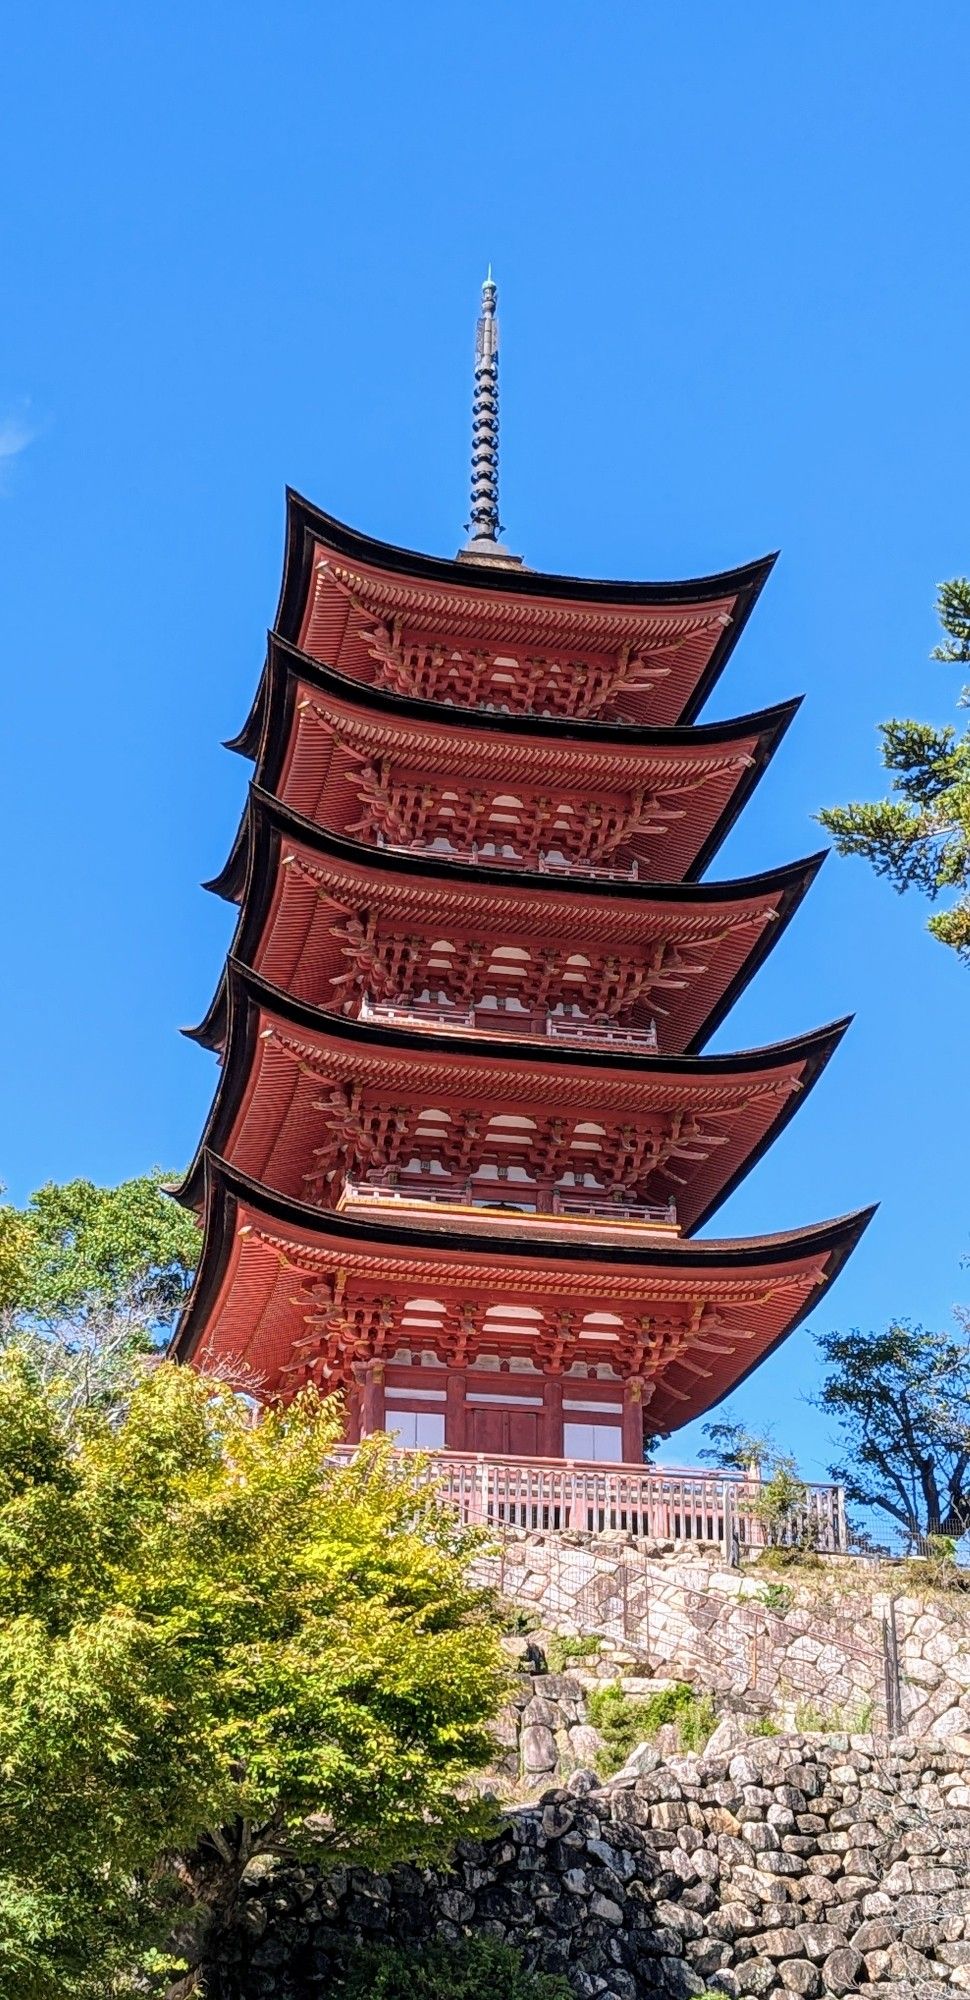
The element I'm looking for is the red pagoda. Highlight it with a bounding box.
[173,275,872,1466]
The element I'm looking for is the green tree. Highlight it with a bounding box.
[816,1319,970,1549]
[0,1357,506,1999]
[0,1174,198,1416]
[699,1414,810,1548]
[698,1414,775,1473]
[818,577,970,960]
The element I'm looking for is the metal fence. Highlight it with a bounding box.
[484,1525,903,1733]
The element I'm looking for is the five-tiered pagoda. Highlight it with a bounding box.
[173,275,872,1464]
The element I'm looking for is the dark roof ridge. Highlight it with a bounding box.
[226,626,802,764]
[279,486,778,608]
[227,956,854,1067]
[205,780,829,909]
[271,492,777,729]
[191,1149,876,1271]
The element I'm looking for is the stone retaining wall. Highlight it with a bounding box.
[209,1735,970,2000]
[483,1535,970,1738]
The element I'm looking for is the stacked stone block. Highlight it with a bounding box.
[211,1736,970,2000]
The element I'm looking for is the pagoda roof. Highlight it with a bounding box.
[176,961,851,1234]
[263,492,776,729]
[190,787,824,1058]
[226,633,800,885]
[171,1154,874,1431]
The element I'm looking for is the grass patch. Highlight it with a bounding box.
[330,1937,572,1999]
[752,1543,823,1574]
[587,1680,717,1772]
[794,1696,874,1734]
[545,1632,602,1673]
[902,1538,970,1594]
[747,1714,781,1737]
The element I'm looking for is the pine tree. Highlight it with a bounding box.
[818,578,970,960]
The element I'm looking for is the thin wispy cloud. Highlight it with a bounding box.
[0,408,37,491]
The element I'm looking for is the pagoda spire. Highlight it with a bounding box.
[459,269,522,566]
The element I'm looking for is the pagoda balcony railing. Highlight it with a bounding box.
[379,837,641,884]
[358,993,659,1052]
[340,1172,678,1229]
[329,1446,848,1558]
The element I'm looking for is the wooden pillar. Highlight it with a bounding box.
[542,1375,564,1459]
[446,1370,466,1450]
[345,1379,362,1445]
[357,1362,385,1438]
[622,1379,644,1465]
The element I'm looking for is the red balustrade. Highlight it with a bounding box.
[344,1171,677,1227]
[358,993,659,1052]
[329,1445,847,1557]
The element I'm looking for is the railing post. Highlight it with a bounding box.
[724,1481,739,1567]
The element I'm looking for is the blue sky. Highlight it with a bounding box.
[1,3,967,1486]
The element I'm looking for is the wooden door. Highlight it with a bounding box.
[469,1405,540,1456]
[506,1407,540,1457]
[469,1405,505,1455]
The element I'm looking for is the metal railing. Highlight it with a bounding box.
[333,1446,848,1557]
[357,994,659,1052]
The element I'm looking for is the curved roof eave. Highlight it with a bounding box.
[241,491,779,744]
[186,788,828,1057]
[221,633,802,888]
[170,1151,876,1370]
[277,487,778,616]
[230,625,800,763]
[216,782,829,911]
[173,957,853,1215]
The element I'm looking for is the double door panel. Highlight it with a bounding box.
[467,1404,541,1456]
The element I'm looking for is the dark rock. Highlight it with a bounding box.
[207,1734,970,1999]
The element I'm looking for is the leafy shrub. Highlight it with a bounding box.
[747,1458,813,1545]
[0,1359,508,1998]
[903,1534,970,1593]
[587,1680,717,1772]
[503,1603,542,1634]
[747,1714,780,1737]
[331,1936,573,1998]
[545,1633,602,1673]
[756,1581,794,1613]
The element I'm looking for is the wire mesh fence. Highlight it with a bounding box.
[484,1525,904,1732]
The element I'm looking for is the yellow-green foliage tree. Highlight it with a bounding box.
[0,1359,507,1999]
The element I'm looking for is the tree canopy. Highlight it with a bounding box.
[815,1319,970,1550]
[818,577,970,961]
[2,1173,198,1327]
[698,1414,776,1473]
[0,1357,506,2000]
[0,1174,198,1416]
